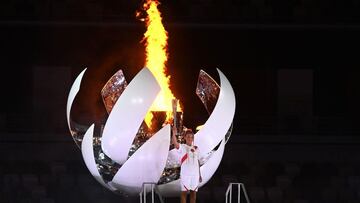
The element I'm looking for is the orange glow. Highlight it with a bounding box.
[140,0,181,128]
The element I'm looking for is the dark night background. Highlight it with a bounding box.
[1,0,360,202]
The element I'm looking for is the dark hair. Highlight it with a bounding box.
[183,129,193,137]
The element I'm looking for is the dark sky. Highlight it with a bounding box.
[1,0,360,134]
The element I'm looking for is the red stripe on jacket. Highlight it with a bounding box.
[181,154,188,164]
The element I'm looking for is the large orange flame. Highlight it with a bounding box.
[139,0,181,128]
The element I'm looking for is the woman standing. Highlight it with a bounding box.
[172,128,202,203]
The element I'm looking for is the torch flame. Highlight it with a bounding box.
[140,0,181,128]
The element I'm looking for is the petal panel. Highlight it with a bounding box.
[66,68,86,134]
[81,124,112,190]
[101,67,160,165]
[194,69,236,157]
[111,124,171,194]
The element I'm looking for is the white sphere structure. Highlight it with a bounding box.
[66,67,236,196]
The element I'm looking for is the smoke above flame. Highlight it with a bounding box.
[138,0,181,128]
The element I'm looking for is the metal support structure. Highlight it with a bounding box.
[139,182,164,203]
[225,183,250,203]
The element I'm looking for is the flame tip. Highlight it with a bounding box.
[140,0,181,128]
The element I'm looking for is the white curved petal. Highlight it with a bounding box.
[110,124,171,194]
[101,67,160,165]
[81,124,112,190]
[66,68,86,131]
[194,69,236,157]
[199,138,225,187]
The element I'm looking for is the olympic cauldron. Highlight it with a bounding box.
[66,67,235,196]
